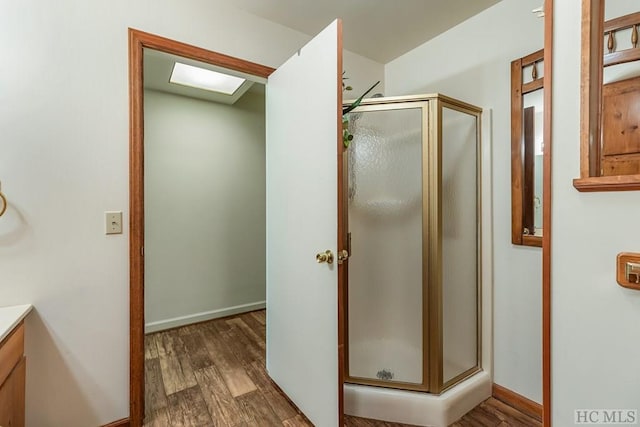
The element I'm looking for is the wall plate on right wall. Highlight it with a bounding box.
[616,252,640,290]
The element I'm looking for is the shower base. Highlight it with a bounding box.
[344,371,491,427]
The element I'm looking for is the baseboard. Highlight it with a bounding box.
[101,418,130,427]
[144,301,266,333]
[492,383,542,422]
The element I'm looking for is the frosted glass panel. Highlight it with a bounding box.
[441,106,478,384]
[347,107,423,385]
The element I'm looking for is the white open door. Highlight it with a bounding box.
[266,19,343,426]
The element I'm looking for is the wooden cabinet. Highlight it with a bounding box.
[602,76,640,176]
[0,322,25,427]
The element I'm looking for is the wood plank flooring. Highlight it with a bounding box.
[144,310,540,426]
[344,397,541,427]
[448,398,541,426]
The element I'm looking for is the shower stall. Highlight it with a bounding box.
[344,94,486,425]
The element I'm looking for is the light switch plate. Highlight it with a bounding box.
[616,252,640,290]
[105,211,123,235]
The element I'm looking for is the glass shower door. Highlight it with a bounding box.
[346,104,426,387]
[344,95,482,394]
[440,104,480,387]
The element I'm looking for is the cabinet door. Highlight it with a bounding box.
[0,357,26,427]
[601,76,640,175]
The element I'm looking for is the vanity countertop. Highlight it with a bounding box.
[0,304,33,342]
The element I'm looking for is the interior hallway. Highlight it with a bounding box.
[144,310,540,426]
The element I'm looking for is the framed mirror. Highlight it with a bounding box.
[511,49,544,247]
[575,0,640,191]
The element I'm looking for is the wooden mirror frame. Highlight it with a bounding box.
[574,0,640,192]
[511,49,544,247]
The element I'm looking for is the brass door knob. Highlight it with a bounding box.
[316,250,334,264]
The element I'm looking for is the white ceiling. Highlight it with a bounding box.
[232,0,502,63]
[144,1,504,103]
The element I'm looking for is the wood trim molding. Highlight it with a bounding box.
[522,78,544,95]
[522,235,543,247]
[510,57,523,246]
[511,48,544,248]
[573,174,640,191]
[576,0,640,191]
[128,29,144,427]
[604,11,640,32]
[492,383,543,422]
[603,12,640,67]
[580,0,604,179]
[542,0,553,425]
[101,418,130,427]
[129,29,275,77]
[604,49,640,67]
[128,28,274,427]
[522,49,545,66]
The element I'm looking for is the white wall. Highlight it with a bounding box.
[144,89,266,332]
[385,0,544,403]
[343,50,386,97]
[0,1,383,425]
[552,1,640,425]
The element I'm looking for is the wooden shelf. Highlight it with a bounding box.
[572,174,640,192]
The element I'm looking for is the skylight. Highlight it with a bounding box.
[169,62,245,95]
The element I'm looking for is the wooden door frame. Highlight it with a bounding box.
[128,28,275,426]
[542,0,553,425]
[128,28,346,427]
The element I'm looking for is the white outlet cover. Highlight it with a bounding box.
[105,211,123,235]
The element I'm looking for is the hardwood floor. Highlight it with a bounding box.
[449,398,541,427]
[144,310,540,426]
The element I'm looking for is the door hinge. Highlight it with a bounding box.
[337,249,349,264]
[338,232,352,265]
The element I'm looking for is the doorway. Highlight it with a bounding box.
[129,25,347,427]
[142,48,273,425]
[128,29,275,427]
[142,49,267,335]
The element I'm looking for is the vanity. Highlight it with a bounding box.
[0,305,32,427]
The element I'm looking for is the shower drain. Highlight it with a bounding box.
[376,369,394,381]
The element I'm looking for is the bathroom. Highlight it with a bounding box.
[4,1,639,426]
